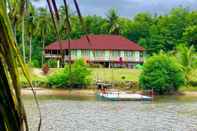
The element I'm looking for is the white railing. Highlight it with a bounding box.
[45,54,61,58]
[45,54,144,62]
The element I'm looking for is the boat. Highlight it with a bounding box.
[97,91,153,101]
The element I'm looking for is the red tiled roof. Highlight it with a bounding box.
[45,35,144,51]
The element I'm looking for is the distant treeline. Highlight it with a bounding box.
[15,5,197,67]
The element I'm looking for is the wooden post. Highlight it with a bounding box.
[152,88,154,100]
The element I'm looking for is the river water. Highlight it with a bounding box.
[23,95,197,131]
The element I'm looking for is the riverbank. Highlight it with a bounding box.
[22,88,96,96]
[21,87,197,97]
[20,68,197,90]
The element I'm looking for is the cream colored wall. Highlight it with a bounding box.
[70,50,141,62]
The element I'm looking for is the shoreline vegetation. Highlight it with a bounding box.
[21,87,197,97]
[20,67,197,94]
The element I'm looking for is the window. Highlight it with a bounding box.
[124,51,134,57]
[112,51,120,57]
[95,50,105,57]
[71,50,78,56]
[81,50,90,56]
[52,50,58,54]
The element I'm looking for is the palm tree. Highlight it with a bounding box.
[36,8,52,65]
[176,44,196,85]
[7,0,27,62]
[26,3,36,63]
[0,0,29,130]
[106,8,121,34]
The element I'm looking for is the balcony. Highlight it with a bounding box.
[45,54,144,63]
[45,54,61,58]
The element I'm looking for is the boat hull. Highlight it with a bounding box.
[96,92,153,101]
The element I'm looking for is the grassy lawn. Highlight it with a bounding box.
[179,86,197,92]
[90,68,141,82]
[19,67,141,87]
[38,68,141,82]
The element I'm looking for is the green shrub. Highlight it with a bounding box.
[47,59,57,68]
[28,59,40,68]
[189,81,197,87]
[69,59,91,87]
[139,52,185,94]
[20,75,48,88]
[47,59,91,88]
[47,67,69,87]
[176,44,197,85]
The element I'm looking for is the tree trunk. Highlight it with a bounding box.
[41,37,45,66]
[29,36,32,63]
[22,16,26,63]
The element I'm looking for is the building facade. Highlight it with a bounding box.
[44,35,144,68]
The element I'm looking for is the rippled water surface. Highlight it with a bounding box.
[23,95,197,131]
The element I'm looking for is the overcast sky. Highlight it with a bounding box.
[32,0,197,18]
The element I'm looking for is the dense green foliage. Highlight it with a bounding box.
[47,59,91,88]
[47,59,58,68]
[176,44,197,85]
[14,5,197,67]
[139,52,185,94]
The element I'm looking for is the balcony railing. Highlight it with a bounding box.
[45,54,61,58]
[45,53,144,62]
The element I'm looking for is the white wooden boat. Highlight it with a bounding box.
[97,92,153,101]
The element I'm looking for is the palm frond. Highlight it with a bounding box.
[73,0,90,43]
[0,1,28,130]
[0,1,41,131]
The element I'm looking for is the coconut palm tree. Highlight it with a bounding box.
[106,8,121,34]
[36,8,52,65]
[7,0,27,62]
[176,44,196,85]
[0,0,29,130]
[26,3,36,63]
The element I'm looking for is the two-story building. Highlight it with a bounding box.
[44,35,144,68]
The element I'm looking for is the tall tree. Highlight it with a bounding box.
[7,0,27,62]
[183,25,197,49]
[157,8,189,51]
[26,3,36,63]
[36,8,52,65]
[106,8,120,34]
[127,13,153,42]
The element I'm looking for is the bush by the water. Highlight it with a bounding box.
[47,59,91,88]
[139,53,185,94]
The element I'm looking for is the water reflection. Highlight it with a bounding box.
[23,95,197,131]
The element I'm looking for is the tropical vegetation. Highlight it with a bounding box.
[47,59,91,88]
[176,44,197,85]
[139,52,185,94]
[0,0,32,130]
[12,5,197,67]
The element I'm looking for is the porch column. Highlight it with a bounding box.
[57,59,60,68]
